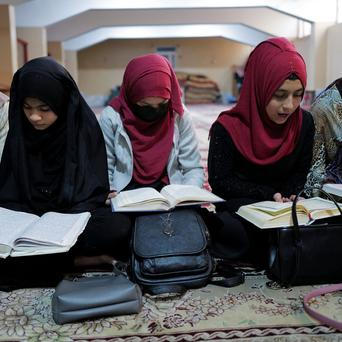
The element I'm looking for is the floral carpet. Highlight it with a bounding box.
[0,274,342,341]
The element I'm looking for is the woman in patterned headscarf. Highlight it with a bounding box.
[305,78,342,192]
[207,37,315,264]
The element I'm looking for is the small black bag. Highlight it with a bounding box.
[268,187,342,287]
[131,209,214,295]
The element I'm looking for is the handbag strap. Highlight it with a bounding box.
[303,283,342,331]
[291,187,342,233]
[210,260,245,288]
[287,186,342,286]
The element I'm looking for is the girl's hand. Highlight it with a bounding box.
[273,192,284,202]
[289,194,305,202]
[105,191,117,205]
[273,193,304,203]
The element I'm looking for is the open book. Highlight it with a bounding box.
[322,184,342,197]
[0,207,90,258]
[236,197,342,229]
[111,184,224,212]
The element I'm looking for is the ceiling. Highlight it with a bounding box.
[0,0,340,50]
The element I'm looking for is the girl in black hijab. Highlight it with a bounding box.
[0,57,131,290]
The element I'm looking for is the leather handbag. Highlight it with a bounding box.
[51,267,142,324]
[131,209,214,295]
[267,187,342,287]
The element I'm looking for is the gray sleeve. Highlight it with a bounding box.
[99,107,117,189]
[0,101,9,160]
[176,110,204,187]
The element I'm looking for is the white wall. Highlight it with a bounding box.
[78,37,253,96]
[327,23,342,85]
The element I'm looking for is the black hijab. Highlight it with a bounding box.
[0,57,109,215]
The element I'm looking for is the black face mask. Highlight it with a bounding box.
[132,102,169,122]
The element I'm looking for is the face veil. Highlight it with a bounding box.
[0,57,109,215]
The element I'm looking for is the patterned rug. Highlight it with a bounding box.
[0,274,341,341]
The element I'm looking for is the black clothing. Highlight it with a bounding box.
[18,70,69,117]
[0,208,131,291]
[0,57,131,290]
[208,111,315,212]
[75,207,131,259]
[207,110,315,263]
[0,57,109,215]
[124,178,167,192]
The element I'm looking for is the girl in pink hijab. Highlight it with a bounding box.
[100,54,203,199]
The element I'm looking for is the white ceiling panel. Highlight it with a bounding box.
[62,24,272,51]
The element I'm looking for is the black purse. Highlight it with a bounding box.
[267,187,342,286]
[130,209,214,295]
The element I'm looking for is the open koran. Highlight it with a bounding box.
[236,197,342,229]
[0,207,90,258]
[111,184,224,212]
[322,184,342,197]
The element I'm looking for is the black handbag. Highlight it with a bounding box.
[130,209,214,295]
[267,187,342,287]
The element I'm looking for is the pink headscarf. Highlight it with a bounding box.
[110,54,183,184]
[214,37,306,165]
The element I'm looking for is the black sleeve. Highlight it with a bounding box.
[208,123,276,201]
[279,111,315,197]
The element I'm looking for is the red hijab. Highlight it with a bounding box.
[214,37,307,165]
[110,54,183,184]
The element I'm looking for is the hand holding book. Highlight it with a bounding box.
[236,197,342,229]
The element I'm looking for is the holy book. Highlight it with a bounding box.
[322,183,342,197]
[111,184,224,212]
[0,207,90,258]
[236,197,342,229]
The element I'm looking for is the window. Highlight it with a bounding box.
[156,46,177,68]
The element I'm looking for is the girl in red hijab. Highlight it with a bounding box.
[100,54,203,199]
[207,37,314,265]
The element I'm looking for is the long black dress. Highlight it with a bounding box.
[0,57,131,289]
[207,111,315,263]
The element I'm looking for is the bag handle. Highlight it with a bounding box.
[287,186,342,286]
[210,259,245,287]
[291,187,342,234]
[304,284,342,331]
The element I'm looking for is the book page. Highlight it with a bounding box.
[249,201,293,216]
[13,212,90,250]
[160,184,224,208]
[322,184,342,197]
[237,205,309,228]
[112,201,171,212]
[301,197,341,211]
[301,197,342,220]
[0,207,39,255]
[112,188,170,210]
[248,198,337,217]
